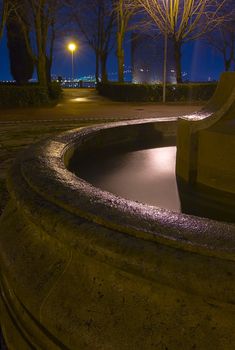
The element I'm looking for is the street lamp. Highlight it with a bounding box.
[163,30,168,103]
[68,42,77,81]
[163,1,168,103]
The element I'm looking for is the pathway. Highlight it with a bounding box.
[0,88,201,122]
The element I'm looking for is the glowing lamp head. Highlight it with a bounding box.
[68,43,76,52]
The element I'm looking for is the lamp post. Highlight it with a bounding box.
[163,1,168,103]
[163,30,168,103]
[68,42,77,81]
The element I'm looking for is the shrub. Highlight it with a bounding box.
[97,82,217,102]
[0,82,62,107]
[48,81,63,101]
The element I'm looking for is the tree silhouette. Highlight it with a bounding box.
[113,0,136,82]
[137,0,228,83]
[0,0,10,41]
[7,5,34,84]
[72,0,115,83]
[14,0,64,87]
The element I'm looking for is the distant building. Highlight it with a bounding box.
[131,32,176,84]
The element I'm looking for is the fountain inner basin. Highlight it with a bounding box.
[74,145,180,212]
[70,124,234,223]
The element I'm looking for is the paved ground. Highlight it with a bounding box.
[0,88,201,122]
[0,88,201,214]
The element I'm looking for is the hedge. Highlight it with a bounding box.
[0,82,62,107]
[48,81,63,101]
[97,82,217,102]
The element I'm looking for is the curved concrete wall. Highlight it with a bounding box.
[1,119,235,349]
[197,125,235,193]
[176,72,235,183]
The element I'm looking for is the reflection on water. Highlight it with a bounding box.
[80,146,181,212]
[73,145,235,222]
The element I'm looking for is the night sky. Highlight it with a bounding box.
[0,29,226,82]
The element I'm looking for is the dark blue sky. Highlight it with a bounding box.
[0,30,226,82]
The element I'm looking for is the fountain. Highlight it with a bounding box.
[1,72,235,349]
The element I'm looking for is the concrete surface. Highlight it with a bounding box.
[0,88,201,122]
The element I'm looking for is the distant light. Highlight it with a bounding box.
[68,43,77,52]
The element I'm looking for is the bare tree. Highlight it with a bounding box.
[0,0,11,41]
[137,0,228,83]
[206,25,235,72]
[113,0,137,82]
[6,0,34,84]
[14,0,65,87]
[205,2,235,72]
[72,0,114,83]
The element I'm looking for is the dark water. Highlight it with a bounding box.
[72,144,235,222]
[78,146,181,212]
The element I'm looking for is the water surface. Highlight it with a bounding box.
[79,146,181,212]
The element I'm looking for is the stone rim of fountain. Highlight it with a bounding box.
[9,118,235,262]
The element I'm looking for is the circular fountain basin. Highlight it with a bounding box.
[1,118,235,349]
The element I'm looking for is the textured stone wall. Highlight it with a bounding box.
[176,72,235,184]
